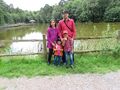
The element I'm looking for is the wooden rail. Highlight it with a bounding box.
[0,49,112,57]
[75,36,114,40]
[0,39,43,42]
[0,30,119,58]
[0,52,43,57]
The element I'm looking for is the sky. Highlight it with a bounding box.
[4,0,61,11]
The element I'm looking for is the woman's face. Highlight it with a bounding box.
[51,20,55,27]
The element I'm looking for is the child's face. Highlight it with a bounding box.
[63,33,68,38]
[57,41,61,45]
[51,21,55,27]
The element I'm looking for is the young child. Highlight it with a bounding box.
[47,20,58,64]
[62,30,74,68]
[53,38,63,66]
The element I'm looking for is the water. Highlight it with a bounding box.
[0,23,120,54]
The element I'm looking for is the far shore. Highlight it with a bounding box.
[0,23,35,30]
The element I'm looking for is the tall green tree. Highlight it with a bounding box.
[0,0,120,25]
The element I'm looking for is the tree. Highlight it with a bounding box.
[104,0,120,22]
[0,0,120,25]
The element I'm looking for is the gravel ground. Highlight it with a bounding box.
[0,71,120,90]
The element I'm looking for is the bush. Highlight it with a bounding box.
[104,6,120,22]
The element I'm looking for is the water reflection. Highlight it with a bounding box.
[9,32,43,54]
[10,42,42,54]
[12,32,43,40]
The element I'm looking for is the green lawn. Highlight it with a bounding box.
[0,54,120,78]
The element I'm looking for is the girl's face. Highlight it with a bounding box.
[50,20,56,27]
[57,41,61,45]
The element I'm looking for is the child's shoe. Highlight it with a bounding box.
[48,62,50,65]
[70,65,74,68]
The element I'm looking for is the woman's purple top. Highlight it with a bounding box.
[47,27,58,49]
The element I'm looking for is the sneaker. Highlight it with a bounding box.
[48,62,50,65]
[63,63,66,66]
[58,65,60,67]
[70,65,74,68]
[66,65,69,68]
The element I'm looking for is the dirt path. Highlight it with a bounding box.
[0,71,120,90]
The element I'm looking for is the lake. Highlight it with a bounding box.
[0,22,120,54]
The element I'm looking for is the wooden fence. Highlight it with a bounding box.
[0,30,120,59]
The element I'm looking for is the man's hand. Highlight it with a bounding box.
[61,38,64,42]
[63,38,67,40]
[71,38,74,41]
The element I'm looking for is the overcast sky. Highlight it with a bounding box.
[4,0,61,11]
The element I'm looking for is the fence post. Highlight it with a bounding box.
[117,30,120,43]
[43,34,47,60]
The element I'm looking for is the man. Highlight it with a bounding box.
[58,10,76,63]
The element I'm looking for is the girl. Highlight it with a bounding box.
[47,20,58,64]
[53,38,63,66]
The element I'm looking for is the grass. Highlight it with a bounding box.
[0,87,5,90]
[0,54,120,78]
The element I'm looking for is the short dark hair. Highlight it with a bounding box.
[62,10,69,14]
[57,38,61,42]
[49,19,57,27]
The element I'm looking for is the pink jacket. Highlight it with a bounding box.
[63,37,73,52]
[47,27,59,49]
[53,44,63,56]
[58,19,76,39]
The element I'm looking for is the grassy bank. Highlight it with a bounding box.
[0,54,120,78]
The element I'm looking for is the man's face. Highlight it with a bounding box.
[63,13,69,19]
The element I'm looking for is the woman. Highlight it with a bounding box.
[47,20,59,64]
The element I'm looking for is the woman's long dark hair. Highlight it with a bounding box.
[49,19,57,28]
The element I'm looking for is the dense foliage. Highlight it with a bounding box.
[0,0,120,25]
